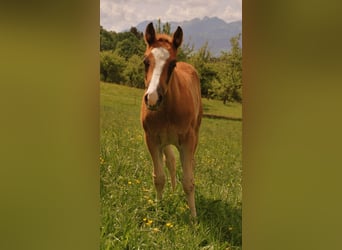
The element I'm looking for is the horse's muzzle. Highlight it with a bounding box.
[144,93,163,111]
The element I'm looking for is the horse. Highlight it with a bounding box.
[140,22,202,217]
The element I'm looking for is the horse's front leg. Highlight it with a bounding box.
[163,145,176,191]
[179,132,197,217]
[145,134,165,200]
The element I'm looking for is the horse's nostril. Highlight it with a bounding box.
[144,92,162,110]
[144,94,148,104]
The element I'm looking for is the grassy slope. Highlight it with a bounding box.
[100,82,242,249]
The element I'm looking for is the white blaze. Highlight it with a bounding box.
[146,47,170,106]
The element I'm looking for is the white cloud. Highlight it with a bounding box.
[165,3,208,21]
[220,5,242,21]
[100,0,241,31]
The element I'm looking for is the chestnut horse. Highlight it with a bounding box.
[141,23,202,217]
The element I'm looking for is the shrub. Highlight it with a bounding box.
[100,51,126,83]
[123,55,144,88]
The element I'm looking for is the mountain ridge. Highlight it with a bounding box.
[135,17,242,56]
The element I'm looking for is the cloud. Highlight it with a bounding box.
[100,0,241,31]
[165,3,208,21]
[221,5,242,21]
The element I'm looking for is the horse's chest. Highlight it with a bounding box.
[143,113,188,147]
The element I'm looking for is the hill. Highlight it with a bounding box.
[136,17,242,56]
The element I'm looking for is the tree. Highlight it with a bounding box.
[209,33,242,103]
[188,42,217,97]
[100,51,126,83]
[222,33,242,103]
[153,19,172,35]
[162,22,171,35]
[116,39,142,60]
[129,27,143,39]
[100,26,116,51]
[123,55,145,88]
[178,41,195,62]
[156,19,162,33]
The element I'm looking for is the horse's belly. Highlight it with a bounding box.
[159,129,179,148]
[142,112,194,147]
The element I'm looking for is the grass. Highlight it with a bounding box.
[202,98,242,119]
[100,82,242,249]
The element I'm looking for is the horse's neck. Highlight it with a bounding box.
[166,72,181,104]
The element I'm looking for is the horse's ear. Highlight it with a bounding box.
[172,26,183,49]
[145,22,156,46]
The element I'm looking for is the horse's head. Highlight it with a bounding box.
[143,22,183,111]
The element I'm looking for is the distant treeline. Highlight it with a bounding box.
[100,21,242,103]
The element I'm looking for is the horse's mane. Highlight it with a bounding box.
[155,34,172,44]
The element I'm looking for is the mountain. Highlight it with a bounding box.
[136,17,241,56]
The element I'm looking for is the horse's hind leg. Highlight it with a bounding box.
[179,136,197,217]
[163,145,176,191]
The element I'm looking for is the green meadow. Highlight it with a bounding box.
[100,82,242,249]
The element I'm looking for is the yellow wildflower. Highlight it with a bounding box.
[99,156,105,164]
[165,222,174,228]
[146,219,153,226]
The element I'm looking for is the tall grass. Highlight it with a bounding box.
[100,82,242,249]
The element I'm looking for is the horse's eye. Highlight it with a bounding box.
[143,58,150,72]
[170,60,176,69]
[143,58,150,66]
[166,60,177,84]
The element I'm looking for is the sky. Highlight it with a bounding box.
[100,0,242,32]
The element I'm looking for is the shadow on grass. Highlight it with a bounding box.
[203,113,242,121]
[196,192,242,247]
[140,189,241,248]
[202,103,213,113]
[202,103,242,121]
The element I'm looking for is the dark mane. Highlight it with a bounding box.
[156,34,172,44]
